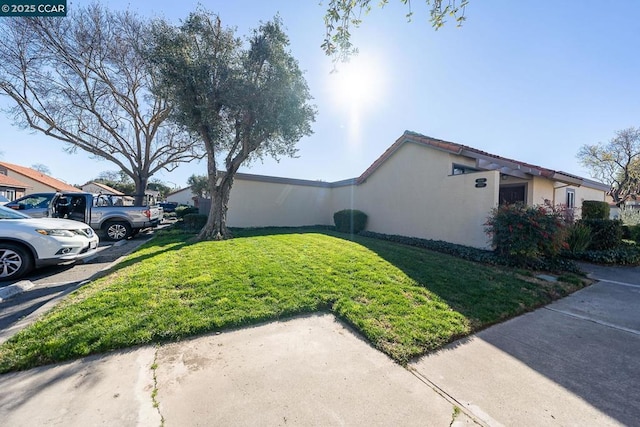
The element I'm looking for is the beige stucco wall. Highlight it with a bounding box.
[5,171,56,193]
[166,188,196,206]
[173,141,607,250]
[498,175,606,216]
[226,178,331,227]
[330,143,499,248]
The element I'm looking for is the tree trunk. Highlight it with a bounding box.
[196,151,234,240]
[133,176,149,206]
[197,177,233,240]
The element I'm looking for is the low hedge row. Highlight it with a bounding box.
[563,244,640,265]
[359,231,581,273]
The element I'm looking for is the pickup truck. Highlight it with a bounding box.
[6,192,162,241]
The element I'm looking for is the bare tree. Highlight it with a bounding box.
[31,163,51,175]
[0,4,203,205]
[578,127,640,207]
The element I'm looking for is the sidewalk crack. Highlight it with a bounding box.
[150,346,165,426]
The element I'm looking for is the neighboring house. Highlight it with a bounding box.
[179,131,610,249]
[166,187,197,206]
[0,161,81,194]
[83,182,160,205]
[0,173,30,202]
[81,181,134,205]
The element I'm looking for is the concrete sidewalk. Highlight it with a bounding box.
[0,314,474,426]
[1,264,639,426]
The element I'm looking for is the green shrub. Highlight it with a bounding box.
[176,205,199,218]
[360,230,581,273]
[485,203,568,260]
[563,244,640,265]
[630,225,640,243]
[579,219,622,250]
[333,209,368,234]
[565,222,592,253]
[582,200,610,220]
[182,213,208,231]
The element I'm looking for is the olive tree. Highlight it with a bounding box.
[322,0,469,61]
[0,4,203,205]
[149,11,316,240]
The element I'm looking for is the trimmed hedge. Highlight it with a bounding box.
[582,200,610,220]
[579,219,622,250]
[176,206,199,218]
[563,244,640,265]
[182,213,208,231]
[360,231,581,273]
[333,209,368,234]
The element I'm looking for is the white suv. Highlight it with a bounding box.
[0,205,99,281]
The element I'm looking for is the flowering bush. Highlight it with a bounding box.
[485,203,569,259]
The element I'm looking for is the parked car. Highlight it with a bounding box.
[158,202,178,213]
[6,192,162,241]
[0,205,99,281]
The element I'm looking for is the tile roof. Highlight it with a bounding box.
[0,161,81,192]
[356,131,610,191]
[0,173,30,189]
[83,181,125,195]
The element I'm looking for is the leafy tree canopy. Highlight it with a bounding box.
[149,10,316,240]
[578,127,640,207]
[322,0,468,61]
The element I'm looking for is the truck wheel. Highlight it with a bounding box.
[104,221,132,241]
[0,244,34,281]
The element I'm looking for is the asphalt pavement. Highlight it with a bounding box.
[0,231,153,344]
[0,254,639,426]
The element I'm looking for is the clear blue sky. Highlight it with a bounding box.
[1,0,639,189]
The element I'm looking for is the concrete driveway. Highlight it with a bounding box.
[0,264,638,426]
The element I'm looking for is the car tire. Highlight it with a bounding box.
[0,243,34,281]
[104,221,132,241]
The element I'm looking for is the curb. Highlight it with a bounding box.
[0,280,35,302]
[0,235,152,302]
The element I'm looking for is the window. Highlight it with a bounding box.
[566,189,576,209]
[452,164,479,175]
[499,185,526,205]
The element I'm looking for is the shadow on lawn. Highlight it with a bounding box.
[230,228,640,425]
[239,227,571,328]
[106,230,197,273]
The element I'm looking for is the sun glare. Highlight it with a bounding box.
[327,54,387,144]
[328,54,386,112]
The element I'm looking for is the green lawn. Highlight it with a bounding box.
[0,229,586,372]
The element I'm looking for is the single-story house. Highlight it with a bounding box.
[83,181,160,205]
[0,173,30,202]
[166,187,197,206]
[0,161,81,194]
[81,181,135,205]
[181,131,610,249]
